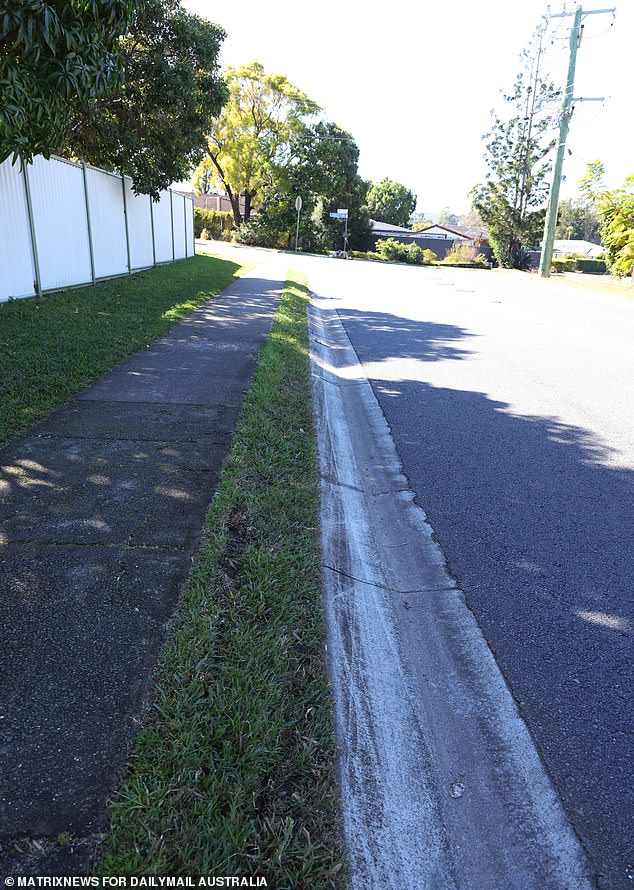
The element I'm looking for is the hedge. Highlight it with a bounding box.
[194,207,233,240]
[551,255,607,275]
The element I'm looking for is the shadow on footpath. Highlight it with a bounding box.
[0,276,281,875]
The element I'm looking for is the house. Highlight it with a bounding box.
[369,220,491,260]
[417,223,490,247]
[173,190,247,217]
[552,239,603,258]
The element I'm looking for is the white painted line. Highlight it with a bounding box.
[310,298,593,890]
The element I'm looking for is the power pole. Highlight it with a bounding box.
[538,5,616,278]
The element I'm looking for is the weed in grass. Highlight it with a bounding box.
[97,274,346,887]
[0,255,247,446]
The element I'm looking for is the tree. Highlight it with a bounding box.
[580,162,634,276]
[438,208,459,226]
[0,0,137,165]
[64,1,226,197]
[471,22,558,267]
[235,121,372,252]
[201,61,319,226]
[366,178,416,227]
[459,208,485,228]
[555,198,600,242]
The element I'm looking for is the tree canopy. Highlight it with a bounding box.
[231,121,371,252]
[580,162,634,276]
[555,197,600,243]
[366,178,416,227]
[201,61,320,225]
[471,23,557,267]
[64,0,226,197]
[0,0,137,165]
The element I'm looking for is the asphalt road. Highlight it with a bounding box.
[301,256,633,890]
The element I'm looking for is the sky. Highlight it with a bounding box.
[182,1,631,217]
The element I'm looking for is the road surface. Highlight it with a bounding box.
[301,255,633,889]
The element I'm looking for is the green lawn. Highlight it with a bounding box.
[0,255,246,446]
[98,272,345,886]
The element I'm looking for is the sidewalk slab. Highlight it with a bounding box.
[0,265,283,875]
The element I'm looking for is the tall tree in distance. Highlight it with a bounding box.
[200,61,320,226]
[64,1,227,197]
[471,20,558,267]
[438,209,459,226]
[555,197,600,242]
[0,0,138,165]
[366,178,416,227]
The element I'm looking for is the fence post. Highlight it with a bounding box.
[22,163,42,297]
[121,174,132,273]
[81,162,96,284]
[170,190,175,261]
[183,195,188,258]
[149,196,156,266]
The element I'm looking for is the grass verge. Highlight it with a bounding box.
[0,254,248,446]
[98,272,346,887]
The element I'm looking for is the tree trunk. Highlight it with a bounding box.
[207,149,242,226]
[244,191,252,222]
[226,185,242,226]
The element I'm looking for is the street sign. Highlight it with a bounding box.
[295,196,302,211]
[337,208,348,216]
[329,212,347,219]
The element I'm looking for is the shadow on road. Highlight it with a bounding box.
[323,301,633,889]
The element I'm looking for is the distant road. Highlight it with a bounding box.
[301,257,634,890]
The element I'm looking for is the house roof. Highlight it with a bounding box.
[422,223,489,240]
[552,239,603,257]
[371,219,417,234]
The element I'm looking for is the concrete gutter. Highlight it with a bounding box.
[309,294,594,889]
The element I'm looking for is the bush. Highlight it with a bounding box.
[551,254,608,275]
[193,207,233,239]
[234,218,287,249]
[442,242,488,266]
[574,258,607,275]
[375,238,436,265]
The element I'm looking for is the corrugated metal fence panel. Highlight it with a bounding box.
[171,192,186,260]
[0,159,36,300]
[153,191,173,263]
[125,180,154,270]
[28,156,92,291]
[85,167,128,279]
[185,197,194,256]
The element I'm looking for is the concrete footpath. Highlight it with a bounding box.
[0,262,284,875]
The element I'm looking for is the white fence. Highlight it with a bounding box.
[0,154,195,302]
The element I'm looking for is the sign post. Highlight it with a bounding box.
[294,196,302,252]
[329,208,349,256]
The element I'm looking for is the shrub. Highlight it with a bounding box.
[575,258,607,275]
[193,207,233,239]
[442,242,488,266]
[551,255,577,273]
[374,238,436,265]
[234,218,287,249]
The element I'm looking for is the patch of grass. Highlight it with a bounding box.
[0,255,248,446]
[98,273,346,887]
